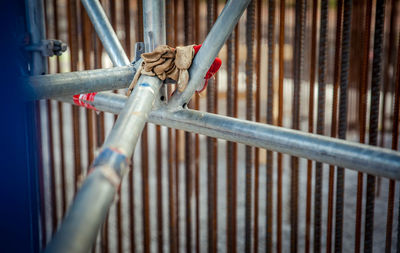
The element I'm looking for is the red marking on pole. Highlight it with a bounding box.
[73,92,98,110]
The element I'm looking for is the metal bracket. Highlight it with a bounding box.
[133,42,145,63]
[25,39,67,57]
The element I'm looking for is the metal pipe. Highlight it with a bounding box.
[25,0,48,75]
[76,92,400,180]
[45,75,162,253]
[168,0,251,109]
[27,64,138,100]
[25,0,48,249]
[44,1,166,251]
[81,0,130,66]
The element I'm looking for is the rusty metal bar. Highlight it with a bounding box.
[129,165,136,253]
[335,0,353,252]
[245,1,255,252]
[226,8,239,250]
[51,0,67,219]
[173,1,180,251]
[325,0,340,248]
[364,1,386,252]
[291,0,306,251]
[276,0,285,251]
[254,0,262,252]
[43,0,58,236]
[80,2,100,251]
[206,0,217,252]
[355,1,372,252]
[165,1,176,252]
[315,0,328,252]
[67,0,82,195]
[385,29,400,253]
[184,0,194,252]
[305,0,317,252]
[193,1,201,252]
[212,1,219,235]
[265,0,274,252]
[90,5,108,251]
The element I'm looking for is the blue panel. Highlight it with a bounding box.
[0,0,40,252]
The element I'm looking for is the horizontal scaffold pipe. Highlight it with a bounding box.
[26,65,137,100]
[67,92,400,180]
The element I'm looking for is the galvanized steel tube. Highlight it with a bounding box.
[82,93,400,180]
[27,65,138,100]
[45,75,162,253]
[168,0,251,109]
[81,0,130,66]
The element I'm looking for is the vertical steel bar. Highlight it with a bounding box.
[123,1,132,252]
[254,0,262,252]
[265,0,275,252]
[385,30,400,253]
[212,8,219,246]
[43,0,58,235]
[165,1,177,253]
[233,23,239,253]
[354,1,372,252]
[226,26,236,253]
[364,1,386,252]
[156,123,163,251]
[206,0,217,252]
[314,1,328,251]
[67,0,82,195]
[129,166,136,253]
[126,3,135,253]
[91,6,108,251]
[184,1,193,252]
[305,0,318,251]
[291,0,306,251]
[110,0,119,123]
[123,0,131,57]
[52,0,67,218]
[276,0,285,252]
[173,0,180,250]
[335,0,353,251]
[141,127,150,253]
[245,1,255,252]
[81,0,95,176]
[326,0,347,253]
[380,0,396,149]
[79,2,98,251]
[168,108,177,253]
[194,1,201,252]
[378,0,397,197]
[386,30,400,252]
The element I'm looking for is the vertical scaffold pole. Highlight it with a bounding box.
[43,0,164,252]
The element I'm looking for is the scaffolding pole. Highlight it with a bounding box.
[61,91,400,180]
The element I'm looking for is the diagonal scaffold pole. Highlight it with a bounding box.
[44,0,250,252]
